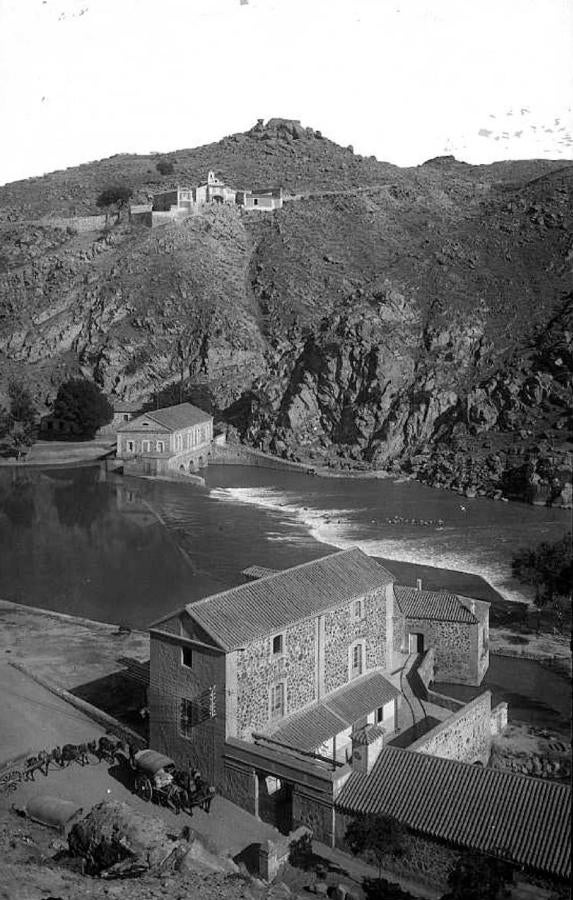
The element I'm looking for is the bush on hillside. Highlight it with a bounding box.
[156,159,174,176]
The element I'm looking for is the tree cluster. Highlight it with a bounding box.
[0,380,37,458]
[52,379,113,440]
[512,532,572,630]
[96,185,133,223]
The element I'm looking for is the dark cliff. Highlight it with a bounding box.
[0,119,571,504]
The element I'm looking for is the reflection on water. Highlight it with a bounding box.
[0,462,570,629]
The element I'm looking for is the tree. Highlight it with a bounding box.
[156,159,174,176]
[52,379,113,439]
[512,533,572,610]
[345,813,407,879]
[96,185,133,223]
[441,852,514,900]
[0,380,37,459]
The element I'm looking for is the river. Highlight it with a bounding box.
[0,462,569,625]
[1,462,570,731]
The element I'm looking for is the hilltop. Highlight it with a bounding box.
[0,119,571,504]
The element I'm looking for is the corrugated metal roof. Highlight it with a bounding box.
[336,747,571,879]
[119,403,211,434]
[394,586,478,623]
[268,672,400,752]
[187,549,394,651]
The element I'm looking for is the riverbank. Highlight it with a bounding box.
[0,439,115,467]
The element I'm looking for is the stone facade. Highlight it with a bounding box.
[233,618,317,740]
[323,587,392,693]
[402,615,488,686]
[116,406,213,476]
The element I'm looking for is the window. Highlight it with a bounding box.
[126,440,134,453]
[180,698,200,736]
[272,633,284,656]
[180,688,217,737]
[376,706,383,724]
[156,441,165,453]
[349,642,364,680]
[181,646,193,668]
[176,434,183,451]
[253,198,259,206]
[123,414,130,421]
[352,599,364,621]
[270,683,285,719]
[142,440,151,452]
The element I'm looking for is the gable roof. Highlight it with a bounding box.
[118,402,212,434]
[336,746,571,880]
[394,586,480,623]
[187,548,394,651]
[269,671,400,751]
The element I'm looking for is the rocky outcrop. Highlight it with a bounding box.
[0,127,571,505]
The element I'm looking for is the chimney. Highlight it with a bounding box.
[352,724,385,774]
[416,578,422,592]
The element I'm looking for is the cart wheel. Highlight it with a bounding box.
[135,775,152,802]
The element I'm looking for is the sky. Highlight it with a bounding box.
[0,0,572,185]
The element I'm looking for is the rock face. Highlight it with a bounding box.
[0,123,571,504]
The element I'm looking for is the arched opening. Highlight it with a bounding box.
[212,195,223,204]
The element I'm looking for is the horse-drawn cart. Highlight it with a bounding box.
[131,749,185,813]
[131,750,215,816]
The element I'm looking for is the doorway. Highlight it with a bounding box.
[258,774,293,835]
[409,632,425,653]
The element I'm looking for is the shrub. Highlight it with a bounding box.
[156,159,174,176]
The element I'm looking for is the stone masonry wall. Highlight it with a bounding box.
[405,617,476,684]
[234,618,317,739]
[323,587,388,694]
[149,626,227,789]
[409,692,492,764]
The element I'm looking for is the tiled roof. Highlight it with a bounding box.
[118,403,212,434]
[394,586,478,623]
[241,566,280,580]
[187,549,394,651]
[336,747,571,880]
[269,671,400,751]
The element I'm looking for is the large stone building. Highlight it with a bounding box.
[116,402,213,476]
[147,548,571,887]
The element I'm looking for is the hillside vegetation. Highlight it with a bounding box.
[0,118,571,504]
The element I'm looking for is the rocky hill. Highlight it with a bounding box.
[0,119,571,505]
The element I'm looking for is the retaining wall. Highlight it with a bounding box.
[211,442,316,473]
[408,692,492,764]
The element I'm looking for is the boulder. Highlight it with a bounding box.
[67,800,186,877]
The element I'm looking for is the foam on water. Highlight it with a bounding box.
[208,484,530,604]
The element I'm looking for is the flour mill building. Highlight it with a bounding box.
[147,548,570,887]
[116,402,213,476]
